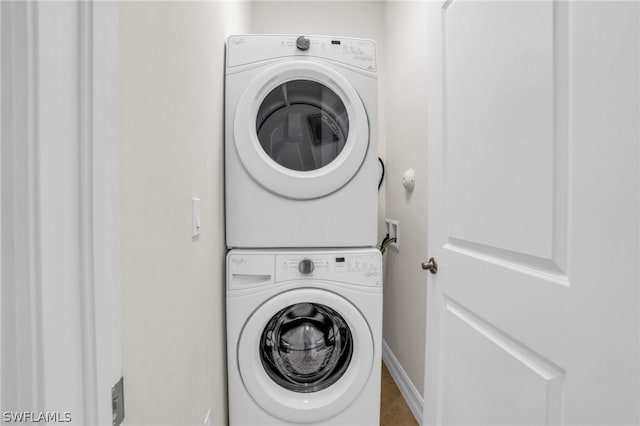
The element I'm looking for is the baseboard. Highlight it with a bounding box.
[381,339,423,424]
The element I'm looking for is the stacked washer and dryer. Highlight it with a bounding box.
[225,35,381,425]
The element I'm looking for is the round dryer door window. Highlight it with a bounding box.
[237,287,374,424]
[233,61,370,200]
[256,81,349,172]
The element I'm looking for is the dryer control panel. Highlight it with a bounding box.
[227,35,377,72]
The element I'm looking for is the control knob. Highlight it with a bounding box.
[298,258,314,275]
[296,36,310,51]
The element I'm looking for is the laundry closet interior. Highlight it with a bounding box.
[5,1,636,426]
[120,2,427,425]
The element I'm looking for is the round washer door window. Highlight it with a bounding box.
[260,303,353,393]
[237,288,374,424]
[233,61,369,200]
[256,80,349,172]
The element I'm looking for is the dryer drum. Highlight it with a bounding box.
[256,80,349,172]
[260,302,354,393]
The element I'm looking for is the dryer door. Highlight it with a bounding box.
[237,287,374,424]
[234,61,370,199]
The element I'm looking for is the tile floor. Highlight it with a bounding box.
[380,362,418,426]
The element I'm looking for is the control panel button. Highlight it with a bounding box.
[298,258,314,275]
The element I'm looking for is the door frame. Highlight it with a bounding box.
[423,2,446,423]
[1,2,120,424]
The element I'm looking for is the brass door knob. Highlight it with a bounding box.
[421,258,438,274]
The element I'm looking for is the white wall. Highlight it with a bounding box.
[250,0,387,240]
[250,1,384,47]
[382,1,429,398]
[119,2,249,425]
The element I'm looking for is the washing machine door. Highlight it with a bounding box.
[234,61,370,200]
[237,287,374,424]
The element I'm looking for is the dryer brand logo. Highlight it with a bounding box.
[231,257,247,266]
[231,38,246,46]
[364,271,379,278]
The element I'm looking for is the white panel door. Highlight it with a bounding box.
[423,1,639,425]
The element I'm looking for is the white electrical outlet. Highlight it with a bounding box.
[384,219,399,250]
[203,408,212,426]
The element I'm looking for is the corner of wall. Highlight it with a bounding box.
[380,0,429,399]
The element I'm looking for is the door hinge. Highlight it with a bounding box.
[112,376,125,426]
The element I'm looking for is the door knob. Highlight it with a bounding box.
[422,258,438,274]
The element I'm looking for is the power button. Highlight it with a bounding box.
[298,258,314,275]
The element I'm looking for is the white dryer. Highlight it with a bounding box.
[225,35,378,248]
[226,248,382,425]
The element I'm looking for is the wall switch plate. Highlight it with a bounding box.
[384,219,399,250]
[192,197,201,237]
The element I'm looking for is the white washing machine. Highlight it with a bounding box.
[225,35,378,248]
[226,248,382,425]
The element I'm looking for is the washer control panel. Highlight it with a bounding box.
[277,252,381,287]
[227,35,377,72]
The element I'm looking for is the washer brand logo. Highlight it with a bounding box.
[231,38,246,46]
[231,257,247,265]
[364,271,379,278]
